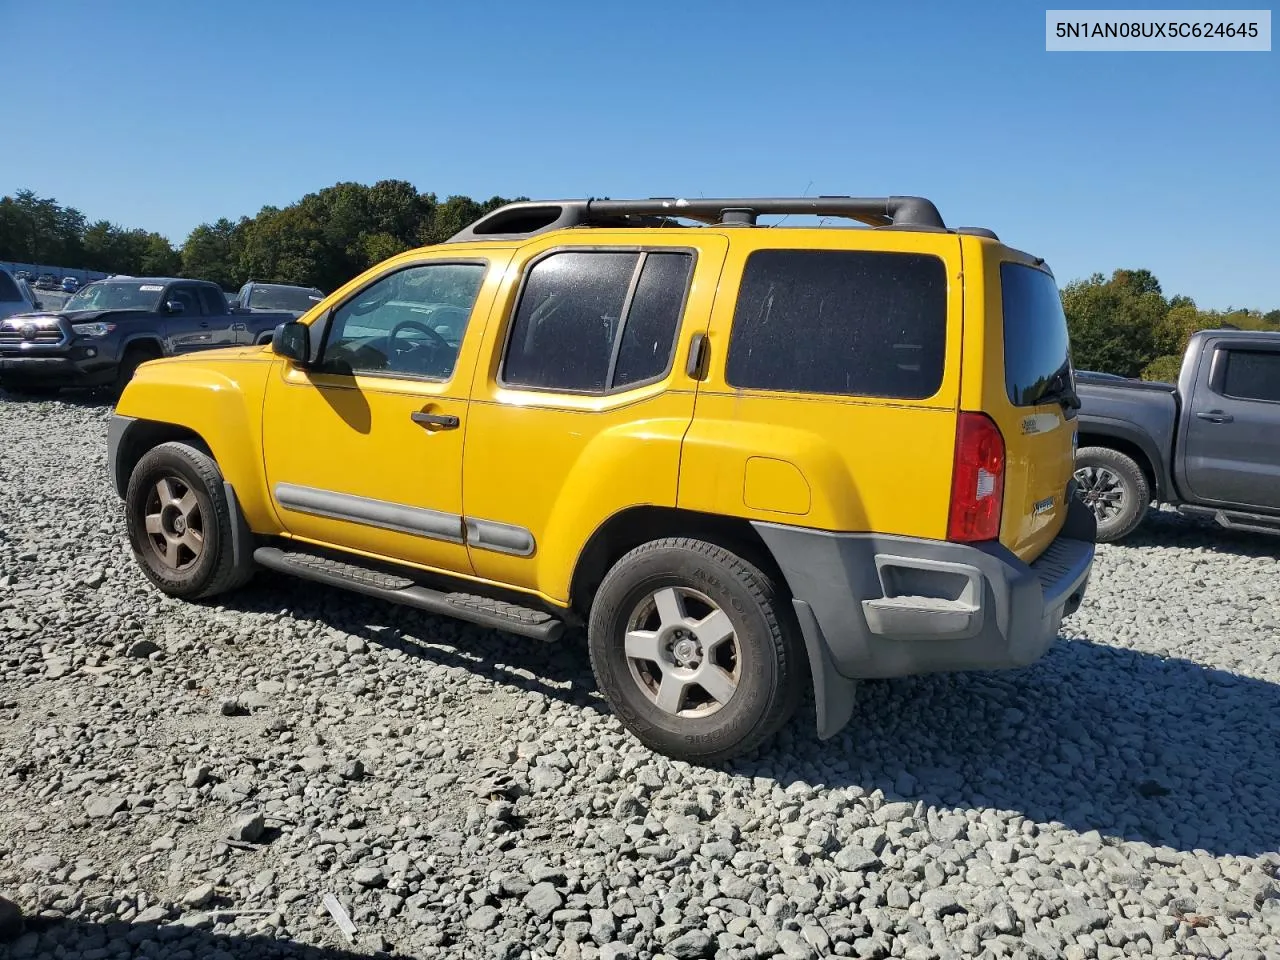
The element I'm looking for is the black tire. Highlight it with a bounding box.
[1074,446,1151,543]
[124,442,253,600]
[113,346,158,397]
[588,537,803,763]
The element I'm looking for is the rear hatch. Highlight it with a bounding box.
[987,258,1078,563]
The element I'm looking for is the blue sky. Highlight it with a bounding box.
[5,0,1276,308]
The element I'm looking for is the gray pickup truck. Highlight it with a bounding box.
[0,276,293,397]
[1075,328,1280,541]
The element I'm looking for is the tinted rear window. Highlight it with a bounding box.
[0,272,21,301]
[1000,263,1071,406]
[1222,349,1280,403]
[725,250,947,400]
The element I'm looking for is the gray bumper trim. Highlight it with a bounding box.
[754,516,1095,738]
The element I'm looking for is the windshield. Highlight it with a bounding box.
[1000,263,1073,406]
[247,285,325,313]
[65,281,164,312]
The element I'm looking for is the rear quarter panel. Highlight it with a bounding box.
[1075,377,1177,501]
[679,228,964,539]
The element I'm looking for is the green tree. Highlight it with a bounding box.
[0,189,86,264]
[138,232,181,276]
[182,218,245,288]
[1061,269,1169,377]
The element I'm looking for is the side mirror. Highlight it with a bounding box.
[164,300,185,314]
[271,321,310,365]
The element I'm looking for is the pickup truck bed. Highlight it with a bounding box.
[1075,329,1280,541]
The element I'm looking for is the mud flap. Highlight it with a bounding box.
[792,598,858,739]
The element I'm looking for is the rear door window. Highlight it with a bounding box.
[198,287,227,315]
[1000,263,1072,406]
[501,250,694,394]
[1221,349,1280,403]
[724,250,947,400]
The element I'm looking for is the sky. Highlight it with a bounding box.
[4,0,1277,309]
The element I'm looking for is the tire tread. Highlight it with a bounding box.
[588,536,802,763]
[1077,445,1151,543]
[126,442,252,599]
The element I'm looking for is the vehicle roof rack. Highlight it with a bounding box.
[446,195,986,243]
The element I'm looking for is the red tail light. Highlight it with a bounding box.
[947,412,1005,542]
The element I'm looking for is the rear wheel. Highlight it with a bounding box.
[588,538,803,763]
[1075,446,1151,543]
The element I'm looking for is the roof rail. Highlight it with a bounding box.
[445,195,951,243]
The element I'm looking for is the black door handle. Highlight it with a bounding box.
[411,411,460,430]
[1196,411,1234,423]
[199,321,210,328]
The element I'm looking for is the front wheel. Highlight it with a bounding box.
[124,442,253,600]
[113,347,158,398]
[1074,446,1151,543]
[588,538,803,763]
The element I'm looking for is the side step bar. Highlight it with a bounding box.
[1178,505,1280,537]
[253,547,564,642]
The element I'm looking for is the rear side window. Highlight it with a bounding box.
[1221,349,1280,403]
[1000,263,1072,406]
[197,287,226,314]
[0,272,20,302]
[502,250,693,394]
[724,250,947,399]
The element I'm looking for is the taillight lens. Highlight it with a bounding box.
[947,412,1005,542]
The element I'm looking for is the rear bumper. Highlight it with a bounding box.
[753,495,1096,738]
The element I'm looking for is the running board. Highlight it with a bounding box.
[1177,505,1280,537]
[253,547,564,642]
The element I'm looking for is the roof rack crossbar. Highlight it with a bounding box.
[446,196,947,243]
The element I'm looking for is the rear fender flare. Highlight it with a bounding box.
[1076,415,1171,502]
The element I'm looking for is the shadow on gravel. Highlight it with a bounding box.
[1124,508,1280,559]
[0,386,115,407]
[5,916,408,960]
[735,636,1280,860]
[223,571,1280,859]
[222,571,607,715]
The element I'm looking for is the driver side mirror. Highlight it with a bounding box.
[271,321,310,366]
[164,300,185,315]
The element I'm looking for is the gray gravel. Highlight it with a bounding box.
[1,394,1279,960]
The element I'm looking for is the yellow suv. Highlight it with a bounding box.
[108,196,1095,762]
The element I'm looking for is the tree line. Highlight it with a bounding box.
[1062,268,1279,381]
[2,185,1277,380]
[0,183,514,295]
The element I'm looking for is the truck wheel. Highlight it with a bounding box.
[1075,446,1151,543]
[124,442,253,600]
[588,538,803,763]
[113,346,158,398]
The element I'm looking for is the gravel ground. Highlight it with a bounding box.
[1,394,1278,960]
